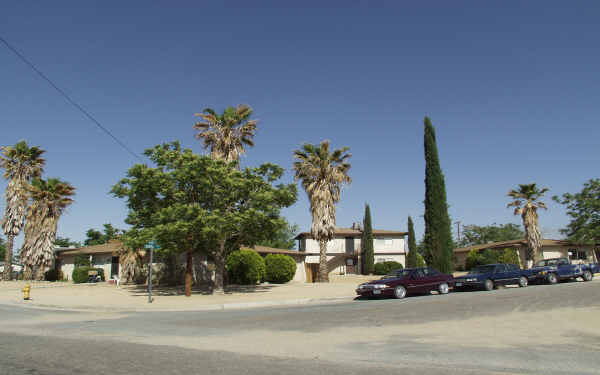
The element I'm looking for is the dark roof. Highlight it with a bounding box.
[454,239,588,253]
[242,245,307,257]
[55,240,124,256]
[295,227,407,240]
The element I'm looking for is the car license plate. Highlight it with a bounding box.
[455,282,463,287]
[373,289,381,294]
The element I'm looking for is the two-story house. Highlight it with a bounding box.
[295,224,407,279]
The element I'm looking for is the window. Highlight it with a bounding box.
[426,268,440,276]
[569,249,587,260]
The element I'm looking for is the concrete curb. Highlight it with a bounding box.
[0,295,357,313]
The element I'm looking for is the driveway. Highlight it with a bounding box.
[1,279,599,375]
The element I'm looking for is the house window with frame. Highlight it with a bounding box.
[569,249,587,260]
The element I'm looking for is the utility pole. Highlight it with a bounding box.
[455,221,461,242]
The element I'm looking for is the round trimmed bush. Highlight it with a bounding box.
[226,250,266,285]
[72,267,105,283]
[374,261,403,275]
[265,254,296,284]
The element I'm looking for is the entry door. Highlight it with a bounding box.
[111,256,119,278]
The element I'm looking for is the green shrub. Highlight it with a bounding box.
[374,261,403,275]
[465,248,520,270]
[72,266,105,283]
[416,253,426,267]
[264,254,296,284]
[226,250,266,285]
[499,248,520,266]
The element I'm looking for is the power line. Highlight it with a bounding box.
[0,36,143,162]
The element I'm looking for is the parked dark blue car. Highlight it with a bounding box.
[454,263,530,291]
[529,257,597,284]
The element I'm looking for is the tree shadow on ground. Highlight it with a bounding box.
[123,283,279,297]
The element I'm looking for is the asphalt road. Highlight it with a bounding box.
[1,279,599,375]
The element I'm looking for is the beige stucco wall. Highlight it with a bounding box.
[292,257,306,282]
[374,254,405,267]
[59,253,117,281]
[301,236,405,254]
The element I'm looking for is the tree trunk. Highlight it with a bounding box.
[522,208,543,269]
[185,250,193,297]
[23,265,33,281]
[318,239,329,282]
[34,266,45,281]
[3,234,14,281]
[213,241,226,294]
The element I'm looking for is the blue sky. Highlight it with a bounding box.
[1,1,599,248]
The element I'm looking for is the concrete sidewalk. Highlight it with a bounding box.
[0,275,374,312]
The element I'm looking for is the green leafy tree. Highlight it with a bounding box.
[0,236,5,261]
[406,216,418,268]
[84,223,123,246]
[423,117,453,273]
[458,223,524,247]
[54,236,81,248]
[293,140,351,282]
[508,183,548,266]
[553,179,600,244]
[415,253,426,267]
[257,220,298,249]
[112,142,297,295]
[1,141,46,280]
[361,204,374,274]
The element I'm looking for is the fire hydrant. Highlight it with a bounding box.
[22,283,31,300]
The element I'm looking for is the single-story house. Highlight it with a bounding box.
[55,240,124,281]
[454,239,600,269]
[55,240,308,283]
[295,224,408,280]
[0,261,23,274]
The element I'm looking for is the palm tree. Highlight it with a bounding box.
[293,141,351,282]
[507,183,548,268]
[21,178,75,280]
[0,141,45,280]
[193,105,258,164]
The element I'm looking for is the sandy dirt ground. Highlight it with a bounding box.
[0,275,376,311]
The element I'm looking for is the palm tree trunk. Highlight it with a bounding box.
[185,250,193,297]
[318,239,329,282]
[3,234,14,280]
[523,210,543,268]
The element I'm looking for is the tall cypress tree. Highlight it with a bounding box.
[423,117,454,273]
[406,216,417,268]
[362,203,374,274]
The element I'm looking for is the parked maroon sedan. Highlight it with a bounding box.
[356,267,454,299]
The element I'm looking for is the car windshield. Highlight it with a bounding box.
[383,269,411,279]
[469,265,495,274]
[535,259,559,267]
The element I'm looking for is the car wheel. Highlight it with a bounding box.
[518,276,528,288]
[583,270,593,282]
[547,273,558,284]
[484,279,494,291]
[394,286,407,299]
[438,282,449,295]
